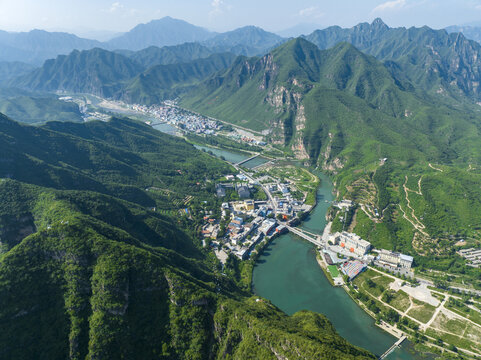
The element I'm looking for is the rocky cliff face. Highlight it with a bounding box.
[305,19,481,101]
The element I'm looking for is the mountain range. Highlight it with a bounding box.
[9,47,237,100]
[0,17,284,66]
[4,14,481,359]
[446,25,481,44]
[180,36,481,262]
[4,15,481,291]
[303,18,481,102]
[0,114,375,360]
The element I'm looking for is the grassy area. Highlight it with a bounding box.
[328,265,340,278]
[389,290,411,312]
[445,299,481,326]
[353,269,393,297]
[407,299,437,323]
[426,327,481,356]
[260,165,320,205]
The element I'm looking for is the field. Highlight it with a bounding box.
[260,165,320,205]
[407,299,437,324]
[353,269,393,297]
[328,265,340,278]
[389,290,411,313]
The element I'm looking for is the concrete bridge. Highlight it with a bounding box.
[286,225,322,247]
[379,336,406,359]
[236,154,260,166]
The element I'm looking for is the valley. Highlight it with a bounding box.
[86,91,481,358]
[2,11,481,360]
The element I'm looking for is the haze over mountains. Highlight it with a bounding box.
[0,17,283,66]
[3,11,481,359]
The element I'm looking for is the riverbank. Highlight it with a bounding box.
[315,252,335,286]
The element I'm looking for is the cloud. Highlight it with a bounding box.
[109,2,124,13]
[372,0,407,13]
[210,0,224,15]
[210,0,231,18]
[298,6,324,19]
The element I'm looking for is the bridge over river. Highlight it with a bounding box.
[236,154,260,166]
[379,336,407,359]
[286,225,322,246]
[284,224,408,359]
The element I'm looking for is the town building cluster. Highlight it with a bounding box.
[205,167,312,263]
[129,102,222,135]
[209,199,287,261]
[458,248,481,267]
[322,203,415,282]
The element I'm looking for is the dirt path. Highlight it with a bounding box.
[403,297,414,317]
[416,176,423,195]
[422,298,447,331]
[428,163,443,172]
[360,203,378,222]
[400,176,429,237]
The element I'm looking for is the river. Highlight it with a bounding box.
[252,172,423,359]
[193,144,269,169]
[154,130,422,359]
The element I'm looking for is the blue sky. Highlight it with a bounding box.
[2,0,481,34]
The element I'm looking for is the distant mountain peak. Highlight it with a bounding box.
[273,37,318,54]
[107,17,215,51]
[371,18,389,30]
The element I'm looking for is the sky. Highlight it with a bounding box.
[2,0,481,36]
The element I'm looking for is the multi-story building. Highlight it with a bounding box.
[378,249,414,269]
[332,232,371,256]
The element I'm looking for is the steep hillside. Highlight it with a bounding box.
[0,114,375,360]
[9,48,236,104]
[181,38,410,134]
[181,38,481,269]
[107,17,215,51]
[121,53,236,105]
[304,18,481,102]
[127,43,213,68]
[9,48,143,97]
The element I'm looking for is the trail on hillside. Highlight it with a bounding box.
[428,163,443,172]
[400,176,429,237]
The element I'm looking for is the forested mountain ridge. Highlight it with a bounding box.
[8,47,237,102]
[202,26,285,56]
[0,114,375,360]
[304,18,481,102]
[120,52,237,105]
[9,48,143,98]
[0,29,101,64]
[126,42,213,68]
[180,38,481,276]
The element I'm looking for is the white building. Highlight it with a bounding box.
[378,249,414,269]
[259,219,277,235]
[332,232,371,256]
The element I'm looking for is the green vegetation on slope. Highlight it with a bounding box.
[181,37,481,284]
[121,53,236,105]
[0,114,375,360]
[0,95,83,124]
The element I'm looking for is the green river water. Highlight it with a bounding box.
[152,129,426,359]
[252,172,423,359]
